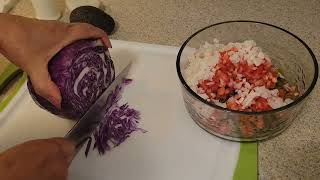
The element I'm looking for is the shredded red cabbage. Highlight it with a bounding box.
[93,103,141,154]
[84,79,145,156]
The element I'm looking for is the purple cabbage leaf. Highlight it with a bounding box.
[27,39,144,156]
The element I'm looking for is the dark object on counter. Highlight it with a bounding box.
[70,6,115,35]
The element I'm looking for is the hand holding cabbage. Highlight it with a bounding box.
[0,14,143,180]
[0,13,111,108]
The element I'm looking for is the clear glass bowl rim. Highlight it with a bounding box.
[176,20,319,115]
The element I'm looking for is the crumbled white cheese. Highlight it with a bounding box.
[267,96,286,109]
[241,90,259,108]
[243,40,256,49]
[213,38,220,44]
[198,93,209,100]
[284,98,294,104]
[238,86,290,109]
[184,41,220,90]
[217,40,269,66]
[247,46,265,66]
[230,53,241,64]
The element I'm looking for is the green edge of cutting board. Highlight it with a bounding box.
[0,64,27,112]
[0,64,19,85]
[233,143,258,180]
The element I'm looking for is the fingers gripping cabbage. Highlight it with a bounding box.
[28,39,115,119]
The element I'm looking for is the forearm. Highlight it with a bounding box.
[0,13,32,68]
[0,13,19,58]
[0,13,18,45]
[0,13,9,53]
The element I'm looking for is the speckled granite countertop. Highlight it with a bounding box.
[5,0,320,179]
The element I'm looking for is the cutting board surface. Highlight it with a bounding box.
[0,40,242,180]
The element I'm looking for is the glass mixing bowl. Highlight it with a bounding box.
[176,21,318,141]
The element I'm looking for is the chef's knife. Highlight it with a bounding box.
[65,61,132,153]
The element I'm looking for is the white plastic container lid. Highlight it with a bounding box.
[66,0,102,12]
[30,0,61,20]
[0,0,19,13]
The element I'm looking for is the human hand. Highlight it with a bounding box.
[0,138,75,180]
[0,13,111,108]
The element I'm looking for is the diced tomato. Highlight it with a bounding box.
[217,87,225,96]
[227,101,240,110]
[197,47,283,112]
[225,88,231,95]
[230,47,238,52]
[278,88,286,99]
[254,80,264,86]
[199,82,208,90]
[222,53,229,62]
[251,97,272,111]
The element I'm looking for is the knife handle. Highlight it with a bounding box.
[68,136,92,158]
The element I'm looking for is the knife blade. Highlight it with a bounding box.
[65,61,132,153]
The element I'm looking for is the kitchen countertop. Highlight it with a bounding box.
[6,0,320,179]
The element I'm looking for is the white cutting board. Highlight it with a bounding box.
[0,40,240,180]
